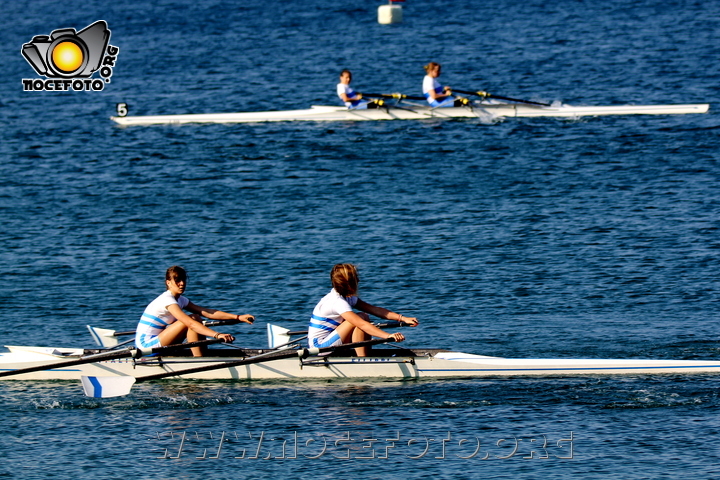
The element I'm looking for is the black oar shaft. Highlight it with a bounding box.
[363,93,427,101]
[204,319,240,327]
[453,89,550,107]
[113,330,136,337]
[452,89,486,96]
[486,94,550,107]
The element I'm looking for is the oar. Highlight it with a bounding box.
[267,321,404,348]
[87,319,242,347]
[453,89,551,107]
[363,93,427,102]
[362,92,469,116]
[82,337,396,398]
[0,338,224,379]
[350,93,426,110]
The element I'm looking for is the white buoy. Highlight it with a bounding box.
[378,3,403,24]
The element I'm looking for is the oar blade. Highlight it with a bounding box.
[81,375,136,398]
[87,325,119,347]
[267,323,292,349]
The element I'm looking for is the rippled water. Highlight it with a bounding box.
[1,0,719,478]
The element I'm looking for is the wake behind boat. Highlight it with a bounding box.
[110,101,710,126]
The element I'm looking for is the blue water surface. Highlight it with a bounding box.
[0,0,719,478]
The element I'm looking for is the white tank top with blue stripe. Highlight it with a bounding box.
[337,83,366,108]
[308,289,358,344]
[136,290,190,337]
[422,75,454,107]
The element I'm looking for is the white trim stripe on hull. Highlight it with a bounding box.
[110,103,710,126]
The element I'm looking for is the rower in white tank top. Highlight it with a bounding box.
[422,62,455,108]
[337,69,373,109]
[307,263,419,357]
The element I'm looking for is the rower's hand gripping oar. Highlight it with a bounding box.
[453,89,551,107]
[0,338,226,379]
[82,337,397,398]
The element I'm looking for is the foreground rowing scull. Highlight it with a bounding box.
[2,343,720,382]
[111,102,710,126]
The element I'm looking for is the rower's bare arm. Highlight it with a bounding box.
[186,302,254,324]
[341,310,398,339]
[167,304,220,337]
[429,88,451,101]
[341,94,362,102]
[355,299,418,326]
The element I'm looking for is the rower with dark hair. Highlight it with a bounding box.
[135,266,254,357]
[336,69,380,110]
[308,263,418,357]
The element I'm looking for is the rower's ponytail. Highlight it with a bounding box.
[424,62,441,73]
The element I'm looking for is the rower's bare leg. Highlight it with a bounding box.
[336,313,372,357]
[352,326,371,357]
[158,321,189,348]
[336,321,365,356]
[187,314,206,357]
